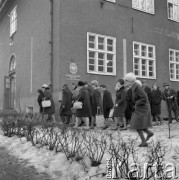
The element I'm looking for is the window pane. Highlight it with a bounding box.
[132,0,139,9]
[148,47,154,58]
[107,61,113,66]
[98,53,104,59]
[170,51,174,61]
[107,39,113,51]
[89,35,95,48]
[98,66,104,72]
[89,65,94,71]
[107,54,113,60]
[134,70,139,75]
[149,72,153,77]
[176,52,179,62]
[134,44,140,56]
[170,63,175,79]
[98,37,104,50]
[146,0,154,13]
[89,51,95,58]
[107,67,113,73]
[168,3,173,19]
[98,60,104,65]
[89,59,94,64]
[139,0,146,11]
[141,45,147,57]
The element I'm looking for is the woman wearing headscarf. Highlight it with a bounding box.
[124,73,153,147]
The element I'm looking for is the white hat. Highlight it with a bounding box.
[135,80,142,86]
[42,84,49,88]
[124,72,136,82]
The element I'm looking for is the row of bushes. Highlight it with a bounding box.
[0,112,168,179]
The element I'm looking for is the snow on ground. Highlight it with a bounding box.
[0,121,179,180]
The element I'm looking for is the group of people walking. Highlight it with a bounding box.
[37,72,179,147]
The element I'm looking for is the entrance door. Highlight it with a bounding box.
[10,74,16,109]
[3,76,11,109]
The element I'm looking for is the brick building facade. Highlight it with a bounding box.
[0,0,179,117]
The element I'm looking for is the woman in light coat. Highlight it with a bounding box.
[124,73,153,147]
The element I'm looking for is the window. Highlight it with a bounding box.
[168,0,179,22]
[87,33,116,75]
[133,42,156,79]
[169,49,179,81]
[10,6,17,37]
[132,0,154,14]
[9,55,16,74]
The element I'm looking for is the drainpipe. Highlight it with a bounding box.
[49,0,53,92]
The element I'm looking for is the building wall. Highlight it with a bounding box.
[58,0,179,117]
[0,0,179,118]
[0,0,52,112]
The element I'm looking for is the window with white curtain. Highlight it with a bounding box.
[168,0,179,22]
[10,6,17,37]
[169,49,179,81]
[132,0,155,14]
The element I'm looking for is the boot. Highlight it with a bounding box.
[74,117,81,128]
[84,118,89,129]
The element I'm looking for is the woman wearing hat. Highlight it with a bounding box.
[124,73,153,147]
[42,84,56,123]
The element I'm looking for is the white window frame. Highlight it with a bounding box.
[133,41,156,79]
[167,0,179,22]
[169,49,179,81]
[87,32,116,76]
[132,0,155,14]
[10,6,17,37]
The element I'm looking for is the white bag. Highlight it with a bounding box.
[108,108,114,118]
[42,100,51,108]
[96,115,105,127]
[73,101,83,109]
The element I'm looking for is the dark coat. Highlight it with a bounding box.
[37,92,44,113]
[163,88,178,111]
[151,89,162,115]
[113,86,127,117]
[91,88,103,116]
[143,86,152,104]
[130,82,152,130]
[43,88,55,115]
[103,90,114,118]
[60,87,73,116]
[125,88,134,119]
[76,87,91,117]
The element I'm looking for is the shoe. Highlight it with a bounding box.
[120,127,127,131]
[146,132,154,141]
[138,143,148,147]
[102,126,108,130]
[110,127,118,130]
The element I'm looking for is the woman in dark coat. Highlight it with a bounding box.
[74,81,91,128]
[124,73,153,147]
[90,80,103,129]
[111,79,127,130]
[42,84,56,123]
[37,89,44,114]
[151,83,162,125]
[100,85,114,119]
[60,84,73,124]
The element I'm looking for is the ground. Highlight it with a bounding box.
[0,120,179,180]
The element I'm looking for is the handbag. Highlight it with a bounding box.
[42,100,51,108]
[108,108,114,118]
[96,114,105,127]
[73,101,83,109]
